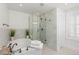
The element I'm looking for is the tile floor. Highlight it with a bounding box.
[42,46,79,55]
[0,45,79,55]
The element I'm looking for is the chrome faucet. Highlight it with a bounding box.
[8,43,12,48]
[17,48,21,53]
[12,43,18,49]
[8,43,12,52]
[8,43,18,53]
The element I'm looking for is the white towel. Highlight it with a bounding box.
[30,40,43,49]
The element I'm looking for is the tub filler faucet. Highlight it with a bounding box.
[12,43,18,49]
[17,48,22,53]
[8,43,18,53]
[8,43,12,52]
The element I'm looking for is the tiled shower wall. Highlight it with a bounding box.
[42,9,57,51]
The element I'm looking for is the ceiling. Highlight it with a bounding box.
[7,3,79,15]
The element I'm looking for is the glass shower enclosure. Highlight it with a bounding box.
[29,15,46,44]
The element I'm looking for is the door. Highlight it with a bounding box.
[39,17,46,44]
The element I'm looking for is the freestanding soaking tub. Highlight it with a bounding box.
[7,38,43,55]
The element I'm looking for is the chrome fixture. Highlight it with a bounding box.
[8,43,12,52]
[17,48,21,53]
[3,24,9,27]
[12,43,18,49]
[8,43,18,53]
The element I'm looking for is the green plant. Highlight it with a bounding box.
[10,29,15,37]
[25,30,30,38]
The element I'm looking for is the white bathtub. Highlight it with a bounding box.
[12,47,42,55]
[7,38,43,55]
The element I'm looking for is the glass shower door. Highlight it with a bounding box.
[29,15,40,40]
[29,15,46,44]
[32,16,40,40]
[39,17,46,44]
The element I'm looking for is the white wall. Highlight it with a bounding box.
[9,10,40,39]
[0,4,10,46]
[0,4,9,25]
[9,10,30,39]
[9,10,29,29]
[57,8,66,51]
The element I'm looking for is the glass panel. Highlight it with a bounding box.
[39,18,46,43]
[76,15,79,25]
[32,15,40,40]
[76,25,79,33]
[76,15,79,35]
[66,12,75,40]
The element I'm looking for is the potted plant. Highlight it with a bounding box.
[25,30,30,39]
[10,29,16,41]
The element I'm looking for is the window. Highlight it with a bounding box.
[75,15,79,39]
[65,12,79,40]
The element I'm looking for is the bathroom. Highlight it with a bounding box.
[0,3,57,55]
[0,3,79,55]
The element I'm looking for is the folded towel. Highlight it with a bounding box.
[30,40,43,49]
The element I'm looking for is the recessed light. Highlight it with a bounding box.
[64,3,68,6]
[19,4,23,7]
